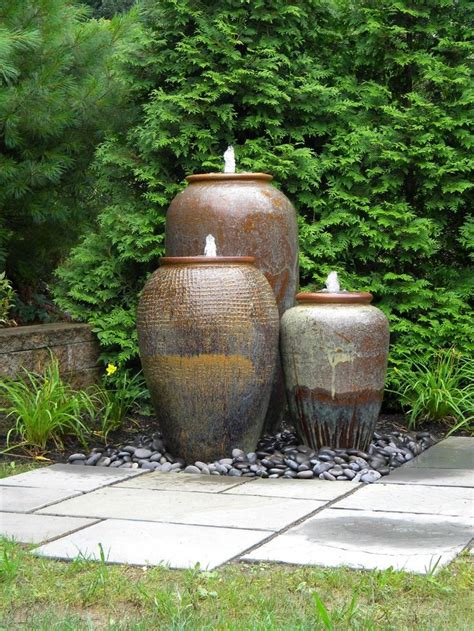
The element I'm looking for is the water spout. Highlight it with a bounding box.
[204,234,217,256]
[325,271,340,292]
[223,146,235,173]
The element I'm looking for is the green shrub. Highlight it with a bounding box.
[53,0,341,365]
[82,0,136,19]
[0,272,16,327]
[0,357,95,452]
[389,349,474,434]
[0,0,135,311]
[54,0,473,408]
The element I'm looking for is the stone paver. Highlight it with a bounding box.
[0,463,145,492]
[405,437,473,469]
[116,471,247,493]
[34,518,271,570]
[0,486,81,513]
[332,482,473,517]
[1,436,472,574]
[222,478,359,501]
[381,467,473,487]
[37,486,325,531]
[0,512,98,544]
[243,508,472,574]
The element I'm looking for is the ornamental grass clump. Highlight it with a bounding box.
[91,364,148,440]
[0,357,95,452]
[390,349,474,434]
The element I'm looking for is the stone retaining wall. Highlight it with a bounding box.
[0,323,101,389]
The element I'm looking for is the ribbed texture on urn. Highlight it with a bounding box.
[137,259,279,463]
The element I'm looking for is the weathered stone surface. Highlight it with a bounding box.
[0,322,99,388]
[0,464,146,493]
[332,482,473,516]
[223,478,358,501]
[0,512,97,544]
[405,437,474,470]
[243,508,473,574]
[34,518,271,570]
[0,486,81,513]
[37,486,324,531]
[61,367,102,391]
[380,467,474,487]
[116,472,248,493]
[2,342,99,375]
[0,322,95,353]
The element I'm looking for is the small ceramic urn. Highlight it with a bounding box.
[136,256,279,463]
[165,173,299,434]
[280,291,389,451]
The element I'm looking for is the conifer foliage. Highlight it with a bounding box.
[83,0,136,19]
[318,0,474,366]
[0,0,130,295]
[55,0,473,376]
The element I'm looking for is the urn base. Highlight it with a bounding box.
[289,385,384,452]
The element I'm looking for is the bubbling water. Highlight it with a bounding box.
[204,234,217,256]
[325,271,341,292]
[223,146,236,173]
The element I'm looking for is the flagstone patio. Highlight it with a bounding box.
[1,437,472,574]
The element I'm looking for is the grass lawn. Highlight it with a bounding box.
[0,460,48,479]
[1,464,473,630]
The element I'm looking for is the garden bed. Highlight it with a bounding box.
[0,412,442,484]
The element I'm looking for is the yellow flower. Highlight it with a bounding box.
[106,363,117,376]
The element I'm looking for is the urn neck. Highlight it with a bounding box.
[160,256,255,266]
[296,292,373,305]
[185,173,273,184]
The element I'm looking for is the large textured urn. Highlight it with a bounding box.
[165,173,299,433]
[281,292,389,451]
[136,256,279,463]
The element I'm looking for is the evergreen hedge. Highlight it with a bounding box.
[0,0,132,301]
[54,0,473,403]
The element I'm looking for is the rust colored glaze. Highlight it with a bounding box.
[186,173,273,183]
[296,292,373,305]
[165,172,299,434]
[136,257,279,463]
[281,292,389,451]
[160,256,255,265]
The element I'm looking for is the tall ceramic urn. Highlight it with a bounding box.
[165,173,299,433]
[281,291,389,451]
[136,256,279,463]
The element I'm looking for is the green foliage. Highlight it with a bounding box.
[311,0,474,373]
[0,0,133,307]
[0,538,22,584]
[54,0,474,404]
[11,289,62,325]
[92,364,149,440]
[0,272,16,326]
[312,590,361,630]
[82,0,136,19]
[53,0,345,364]
[1,538,473,630]
[0,461,40,479]
[0,356,95,452]
[389,349,474,433]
